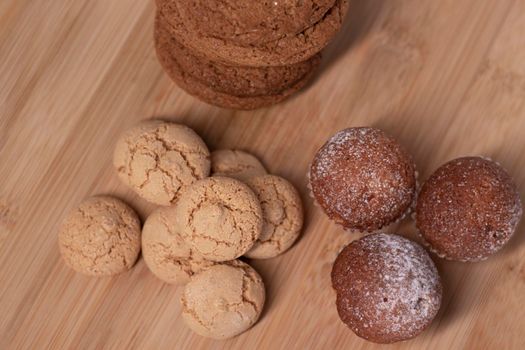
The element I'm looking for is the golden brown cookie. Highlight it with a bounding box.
[142,206,215,285]
[58,196,141,277]
[158,0,348,67]
[113,120,210,206]
[154,15,321,110]
[245,175,304,259]
[180,260,265,339]
[211,149,267,182]
[175,177,263,262]
[166,0,336,46]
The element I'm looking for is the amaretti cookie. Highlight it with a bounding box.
[211,149,267,182]
[157,0,349,67]
[175,177,263,262]
[168,0,337,46]
[142,206,215,285]
[154,15,321,110]
[309,127,417,232]
[331,233,442,344]
[113,120,210,205]
[58,196,141,276]
[245,175,304,259]
[416,157,522,262]
[180,260,265,339]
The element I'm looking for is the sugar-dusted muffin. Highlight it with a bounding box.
[309,128,417,232]
[331,233,442,343]
[416,156,522,262]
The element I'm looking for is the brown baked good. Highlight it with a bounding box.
[157,0,348,67]
[113,120,210,205]
[309,127,417,232]
[244,175,304,259]
[211,149,267,181]
[142,206,215,285]
[154,14,320,109]
[58,196,142,277]
[180,260,265,339]
[174,177,263,262]
[165,0,336,46]
[331,233,442,344]
[416,156,522,262]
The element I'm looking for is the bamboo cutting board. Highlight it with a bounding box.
[1,0,525,349]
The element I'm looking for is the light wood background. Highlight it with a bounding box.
[1,0,525,349]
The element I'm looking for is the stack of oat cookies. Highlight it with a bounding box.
[154,0,350,109]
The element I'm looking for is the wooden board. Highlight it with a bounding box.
[1,0,525,348]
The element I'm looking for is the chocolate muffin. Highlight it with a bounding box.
[157,0,349,67]
[169,0,337,46]
[416,157,522,262]
[154,14,321,109]
[309,128,417,232]
[331,233,442,344]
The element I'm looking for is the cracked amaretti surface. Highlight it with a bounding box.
[245,175,304,259]
[58,196,141,276]
[175,177,263,262]
[211,150,267,182]
[331,233,442,344]
[142,206,215,285]
[113,120,210,206]
[180,260,265,339]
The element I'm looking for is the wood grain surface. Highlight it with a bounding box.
[1,0,525,349]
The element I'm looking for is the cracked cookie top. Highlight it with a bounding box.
[58,196,141,276]
[245,175,303,259]
[180,260,265,339]
[142,206,215,285]
[211,149,267,182]
[175,177,263,262]
[113,120,211,206]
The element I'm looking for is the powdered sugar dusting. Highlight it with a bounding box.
[332,233,442,343]
[416,156,523,262]
[310,128,417,232]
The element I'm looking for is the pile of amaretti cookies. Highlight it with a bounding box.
[58,120,304,339]
[309,127,523,344]
[154,0,349,110]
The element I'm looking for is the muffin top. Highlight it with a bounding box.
[310,127,417,232]
[416,156,522,261]
[331,233,442,343]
